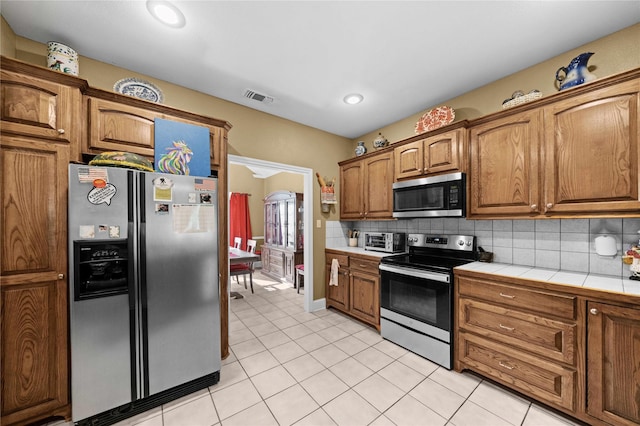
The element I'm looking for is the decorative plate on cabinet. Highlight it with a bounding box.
[415,106,455,134]
[114,77,164,103]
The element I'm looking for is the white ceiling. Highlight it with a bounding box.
[2,1,639,138]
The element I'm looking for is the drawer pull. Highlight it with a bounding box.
[359,264,367,268]
[499,361,515,370]
[499,323,515,331]
[590,308,599,315]
[499,292,516,299]
[57,128,65,134]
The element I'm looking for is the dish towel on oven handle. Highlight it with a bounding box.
[329,258,339,286]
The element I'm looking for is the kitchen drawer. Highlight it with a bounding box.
[458,332,576,412]
[349,256,379,273]
[458,277,576,320]
[326,253,349,268]
[459,298,577,365]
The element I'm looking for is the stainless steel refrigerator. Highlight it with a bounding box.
[68,164,220,425]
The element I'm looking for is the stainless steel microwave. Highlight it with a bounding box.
[392,172,466,218]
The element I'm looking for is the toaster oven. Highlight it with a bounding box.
[364,232,406,253]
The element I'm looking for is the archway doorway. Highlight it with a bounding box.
[228,155,314,313]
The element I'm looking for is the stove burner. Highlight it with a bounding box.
[381,233,477,272]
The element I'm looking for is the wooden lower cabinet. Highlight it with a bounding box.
[586,301,640,426]
[458,332,576,410]
[456,271,640,426]
[325,253,349,312]
[456,275,578,413]
[325,250,380,329]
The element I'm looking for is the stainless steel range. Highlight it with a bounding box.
[379,233,476,369]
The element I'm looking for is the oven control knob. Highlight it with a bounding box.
[466,240,472,246]
[458,240,464,246]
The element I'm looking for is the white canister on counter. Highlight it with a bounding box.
[595,235,617,257]
[47,41,79,76]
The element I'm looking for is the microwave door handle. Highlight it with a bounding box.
[379,264,450,284]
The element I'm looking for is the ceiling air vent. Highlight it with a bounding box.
[243,89,274,104]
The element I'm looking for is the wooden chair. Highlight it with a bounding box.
[295,264,304,294]
[230,238,256,293]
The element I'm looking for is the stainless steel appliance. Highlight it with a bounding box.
[68,164,220,425]
[379,233,476,369]
[392,172,466,218]
[364,232,406,253]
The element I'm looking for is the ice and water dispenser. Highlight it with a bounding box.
[73,239,129,301]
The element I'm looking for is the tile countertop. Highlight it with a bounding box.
[326,246,399,258]
[325,246,395,258]
[455,261,640,298]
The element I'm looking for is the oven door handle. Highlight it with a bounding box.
[379,264,450,284]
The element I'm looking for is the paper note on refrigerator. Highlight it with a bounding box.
[172,204,215,233]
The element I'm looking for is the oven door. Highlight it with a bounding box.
[379,264,452,336]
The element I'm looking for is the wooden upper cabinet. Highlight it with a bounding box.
[469,73,640,219]
[84,90,230,171]
[394,139,423,180]
[394,129,463,181]
[543,79,640,214]
[210,126,224,167]
[469,109,543,217]
[0,68,81,146]
[363,152,393,219]
[340,160,364,219]
[86,97,156,155]
[340,151,394,220]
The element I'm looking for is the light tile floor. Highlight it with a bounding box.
[50,271,585,426]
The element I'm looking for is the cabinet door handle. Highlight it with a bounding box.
[58,273,65,280]
[590,308,599,315]
[530,204,537,210]
[57,128,65,134]
[499,361,515,370]
[546,203,554,209]
[499,323,515,331]
[499,292,516,299]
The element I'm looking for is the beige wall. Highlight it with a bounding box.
[264,172,304,194]
[354,23,640,149]
[1,16,15,58]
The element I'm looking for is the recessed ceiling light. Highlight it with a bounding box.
[147,0,186,28]
[343,93,364,105]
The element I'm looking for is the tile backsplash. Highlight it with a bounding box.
[326,218,640,278]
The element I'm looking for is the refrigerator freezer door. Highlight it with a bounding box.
[68,165,133,420]
[141,173,220,396]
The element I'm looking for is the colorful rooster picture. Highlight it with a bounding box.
[157,140,193,175]
[154,118,210,177]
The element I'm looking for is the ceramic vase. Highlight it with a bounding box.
[555,52,596,91]
[355,141,367,157]
[373,133,388,149]
[47,41,79,76]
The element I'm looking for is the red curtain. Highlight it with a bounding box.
[229,193,252,250]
